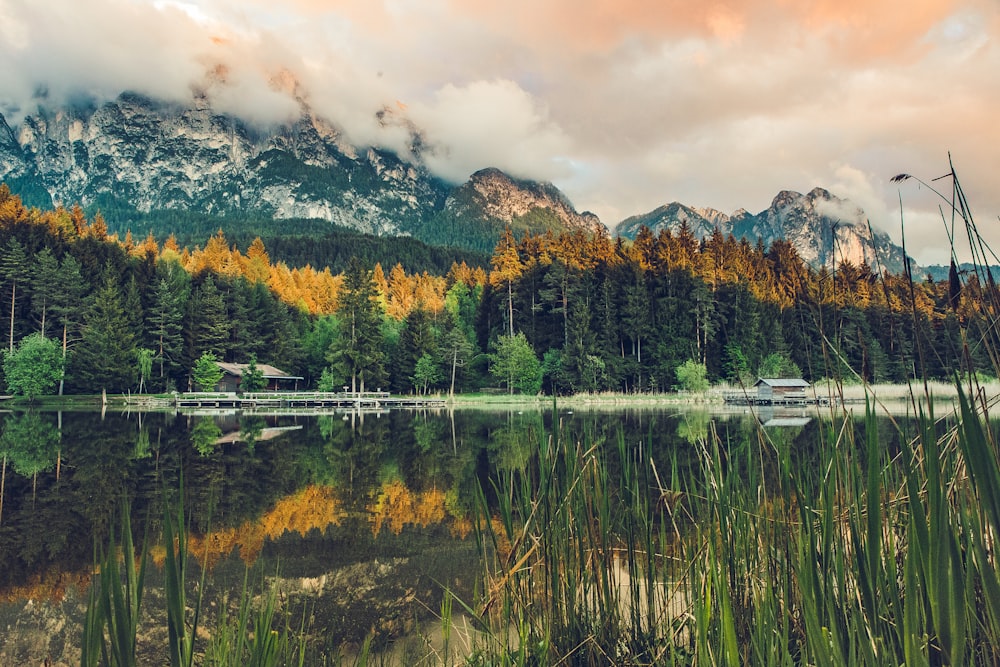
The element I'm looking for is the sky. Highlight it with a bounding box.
[1,0,999,265]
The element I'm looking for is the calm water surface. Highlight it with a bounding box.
[0,402,950,664]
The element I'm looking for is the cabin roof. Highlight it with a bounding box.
[754,378,810,388]
[216,361,303,380]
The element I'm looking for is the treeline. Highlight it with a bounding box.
[95,206,490,276]
[0,184,989,397]
[478,224,988,392]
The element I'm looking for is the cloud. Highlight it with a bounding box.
[1,0,999,263]
[408,80,571,183]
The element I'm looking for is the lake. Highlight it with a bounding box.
[0,401,950,665]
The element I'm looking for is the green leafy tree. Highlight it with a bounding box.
[489,332,542,395]
[757,351,801,379]
[136,348,153,394]
[241,353,266,393]
[192,352,223,391]
[4,333,64,400]
[316,366,339,392]
[675,358,709,392]
[412,353,442,395]
[191,417,222,456]
[1,411,58,500]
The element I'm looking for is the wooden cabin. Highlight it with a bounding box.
[215,362,303,392]
[754,378,810,403]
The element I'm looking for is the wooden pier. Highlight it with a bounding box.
[134,391,446,411]
[722,391,832,407]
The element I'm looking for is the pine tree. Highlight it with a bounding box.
[0,238,30,353]
[395,306,437,393]
[328,258,386,392]
[30,248,62,339]
[241,353,266,392]
[188,275,229,360]
[50,255,86,395]
[69,273,138,393]
[147,273,187,389]
[489,226,523,338]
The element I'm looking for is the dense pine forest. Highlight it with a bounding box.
[0,183,988,397]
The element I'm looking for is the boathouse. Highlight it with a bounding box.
[215,362,303,392]
[754,378,810,403]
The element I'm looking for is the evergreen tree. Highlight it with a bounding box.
[241,353,266,392]
[147,267,188,391]
[439,314,475,396]
[69,273,138,393]
[50,254,86,395]
[489,226,523,338]
[188,275,229,360]
[395,305,437,393]
[327,258,386,392]
[30,247,61,339]
[0,238,30,353]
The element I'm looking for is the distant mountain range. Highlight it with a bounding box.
[616,188,911,274]
[0,93,601,253]
[0,92,913,272]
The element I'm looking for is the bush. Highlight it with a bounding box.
[4,333,64,400]
[675,358,709,392]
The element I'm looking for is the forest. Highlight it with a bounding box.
[0,183,989,397]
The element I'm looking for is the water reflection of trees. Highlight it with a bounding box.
[2,411,59,503]
[0,407,915,604]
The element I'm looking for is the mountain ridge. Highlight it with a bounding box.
[0,92,604,253]
[617,187,911,274]
[0,91,914,270]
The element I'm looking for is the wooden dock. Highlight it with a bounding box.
[131,391,446,411]
[722,391,832,407]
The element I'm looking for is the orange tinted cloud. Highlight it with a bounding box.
[2,0,999,263]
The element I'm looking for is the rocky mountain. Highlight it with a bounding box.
[0,92,605,252]
[617,187,911,274]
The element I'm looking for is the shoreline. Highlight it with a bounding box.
[3,380,996,412]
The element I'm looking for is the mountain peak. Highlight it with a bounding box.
[451,167,606,238]
[618,188,910,273]
[0,92,602,252]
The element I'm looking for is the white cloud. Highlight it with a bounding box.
[1,0,999,264]
[407,79,571,183]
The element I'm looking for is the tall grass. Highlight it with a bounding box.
[468,390,1000,664]
[79,480,313,667]
[467,164,1000,664]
